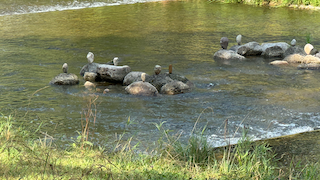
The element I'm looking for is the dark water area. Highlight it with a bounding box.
[1,0,320,147]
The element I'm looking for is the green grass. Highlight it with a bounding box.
[1,114,320,179]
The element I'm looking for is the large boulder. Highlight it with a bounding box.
[125,81,158,96]
[96,64,131,82]
[160,80,190,95]
[261,42,290,58]
[80,63,131,83]
[237,42,263,56]
[123,71,149,86]
[50,73,79,85]
[213,49,245,60]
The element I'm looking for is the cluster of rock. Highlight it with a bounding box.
[50,52,193,96]
[214,35,311,60]
[214,35,320,70]
[270,43,320,69]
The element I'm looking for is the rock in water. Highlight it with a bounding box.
[304,44,314,55]
[220,37,229,49]
[50,73,79,85]
[96,64,131,82]
[50,63,79,85]
[154,65,161,75]
[125,81,158,96]
[87,52,94,63]
[160,80,190,95]
[123,71,148,86]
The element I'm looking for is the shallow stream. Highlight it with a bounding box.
[1,0,320,147]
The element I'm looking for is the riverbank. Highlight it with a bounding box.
[1,115,319,179]
[213,0,320,10]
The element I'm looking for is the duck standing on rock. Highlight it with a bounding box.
[50,63,79,85]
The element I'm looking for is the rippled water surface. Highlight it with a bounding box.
[1,0,320,147]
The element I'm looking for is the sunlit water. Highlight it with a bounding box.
[1,0,320,147]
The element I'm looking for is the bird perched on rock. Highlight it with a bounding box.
[62,63,68,73]
[87,52,94,63]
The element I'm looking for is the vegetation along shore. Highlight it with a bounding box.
[1,112,320,179]
[212,0,320,10]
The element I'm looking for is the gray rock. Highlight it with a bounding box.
[125,81,158,96]
[123,71,149,86]
[236,35,242,45]
[80,63,131,82]
[284,46,306,57]
[261,42,290,58]
[213,49,245,60]
[96,64,131,82]
[50,73,79,85]
[80,63,100,76]
[229,45,240,52]
[146,74,174,91]
[237,42,263,56]
[220,37,229,49]
[291,39,296,46]
[263,46,285,58]
[160,80,190,95]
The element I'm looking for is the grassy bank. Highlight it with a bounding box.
[1,115,320,179]
[212,0,320,9]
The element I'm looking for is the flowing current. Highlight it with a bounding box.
[1,0,320,147]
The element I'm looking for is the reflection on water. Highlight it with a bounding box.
[1,0,320,147]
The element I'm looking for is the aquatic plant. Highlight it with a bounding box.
[306,33,313,44]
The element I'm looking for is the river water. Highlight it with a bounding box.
[1,0,320,147]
